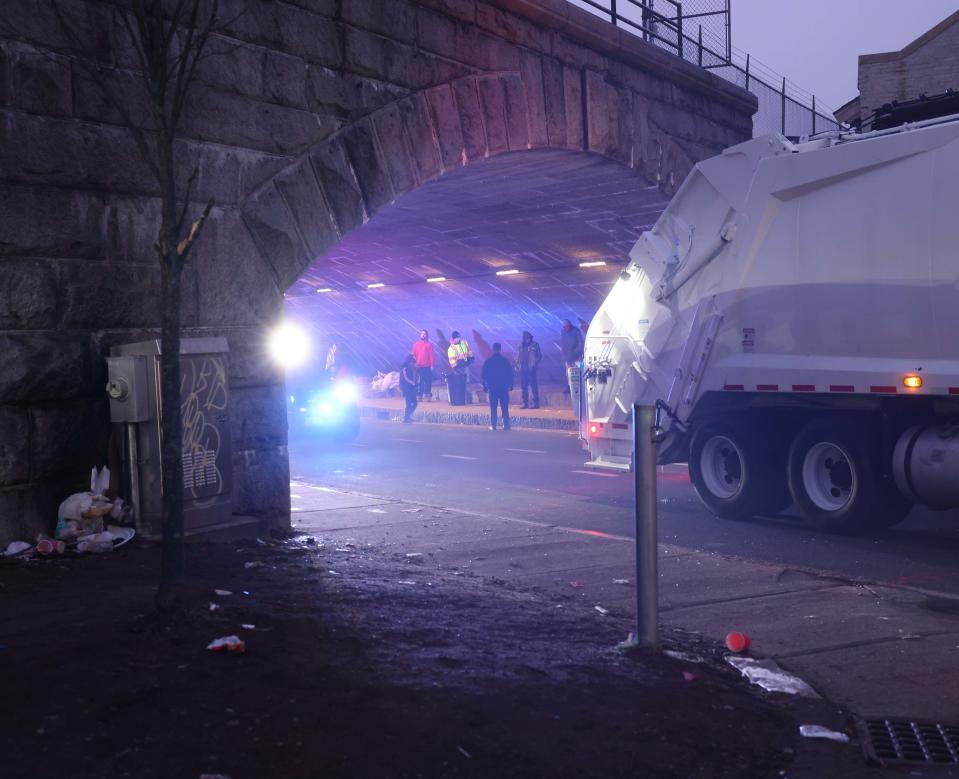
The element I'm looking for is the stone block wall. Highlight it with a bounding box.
[0,0,755,545]
[858,12,959,127]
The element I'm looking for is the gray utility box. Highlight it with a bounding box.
[108,338,232,538]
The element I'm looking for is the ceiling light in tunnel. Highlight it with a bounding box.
[426,276,447,283]
[579,260,607,268]
[495,269,520,276]
[316,287,333,293]
[268,322,311,369]
[367,282,385,289]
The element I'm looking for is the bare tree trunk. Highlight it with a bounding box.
[157,134,184,609]
[39,0,221,613]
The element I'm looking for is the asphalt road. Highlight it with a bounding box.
[290,418,959,596]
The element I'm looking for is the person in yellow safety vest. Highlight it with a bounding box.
[446,330,473,406]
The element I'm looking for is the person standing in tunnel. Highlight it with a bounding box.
[446,331,473,406]
[412,329,435,402]
[482,343,513,431]
[516,330,541,409]
[561,319,584,418]
[400,355,418,423]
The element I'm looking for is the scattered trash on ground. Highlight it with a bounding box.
[214,589,232,596]
[36,538,66,555]
[398,580,417,585]
[612,578,630,585]
[3,541,32,557]
[4,524,134,559]
[726,656,819,698]
[799,725,850,743]
[594,605,609,616]
[664,650,705,664]
[725,631,751,653]
[569,581,584,589]
[241,624,255,630]
[244,561,264,569]
[401,508,424,514]
[682,671,698,682]
[206,635,246,653]
[405,552,423,558]
[457,746,471,759]
[208,602,219,612]
[77,532,114,554]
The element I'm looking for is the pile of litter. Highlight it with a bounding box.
[2,467,135,559]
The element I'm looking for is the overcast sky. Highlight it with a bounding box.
[731,0,959,111]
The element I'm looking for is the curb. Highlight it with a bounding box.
[359,405,577,431]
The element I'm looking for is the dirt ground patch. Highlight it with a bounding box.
[0,537,866,778]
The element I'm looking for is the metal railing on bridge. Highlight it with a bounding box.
[568,0,842,137]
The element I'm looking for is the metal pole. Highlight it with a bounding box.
[676,3,683,60]
[632,403,659,650]
[698,24,702,68]
[744,53,750,91]
[126,422,142,532]
[611,0,617,26]
[725,0,731,63]
[781,76,787,135]
[812,95,817,135]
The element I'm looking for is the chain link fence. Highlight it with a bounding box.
[568,0,841,137]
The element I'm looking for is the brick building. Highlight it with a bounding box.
[835,9,959,130]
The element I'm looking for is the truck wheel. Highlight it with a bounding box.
[787,418,910,534]
[689,422,791,519]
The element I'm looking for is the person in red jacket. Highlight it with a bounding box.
[411,328,435,401]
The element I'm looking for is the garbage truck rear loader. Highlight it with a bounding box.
[583,113,959,534]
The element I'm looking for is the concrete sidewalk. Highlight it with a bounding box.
[359,395,577,431]
[290,480,959,725]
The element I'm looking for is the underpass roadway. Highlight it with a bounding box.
[289,419,959,727]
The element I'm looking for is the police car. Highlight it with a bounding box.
[288,377,360,441]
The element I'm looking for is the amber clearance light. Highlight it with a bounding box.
[903,374,923,389]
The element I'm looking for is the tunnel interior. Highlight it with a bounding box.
[283,149,667,388]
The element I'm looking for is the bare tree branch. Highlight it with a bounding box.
[175,166,199,238]
[177,197,214,261]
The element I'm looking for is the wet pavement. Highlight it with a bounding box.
[290,419,959,724]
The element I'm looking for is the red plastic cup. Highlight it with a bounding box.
[36,538,65,555]
[725,631,751,653]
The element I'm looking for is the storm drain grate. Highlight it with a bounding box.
[865,719,959,764]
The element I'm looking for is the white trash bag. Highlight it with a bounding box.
[370,370,399,396]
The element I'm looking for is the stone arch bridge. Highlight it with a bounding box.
[0,0,755,541]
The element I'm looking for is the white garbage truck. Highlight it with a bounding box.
[582,112,959,533]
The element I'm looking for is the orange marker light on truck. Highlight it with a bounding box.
[589,424,599,435]
[904,374,923,389]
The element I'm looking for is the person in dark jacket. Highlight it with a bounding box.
[560,319,584,417]
[399,355,418,423]
[515,330,542,409]
[560,319,583,364]
[481,342,513,431]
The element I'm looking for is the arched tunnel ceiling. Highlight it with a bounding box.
[284,149,667,383]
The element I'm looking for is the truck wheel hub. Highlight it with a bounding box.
[803,442,856,511]
[700,435,744,499]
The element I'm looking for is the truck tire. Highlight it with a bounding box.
[787,417,911,534]
[689,422,791,520]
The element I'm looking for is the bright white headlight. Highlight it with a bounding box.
[333,381,358,403]
[268,323,310,368]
